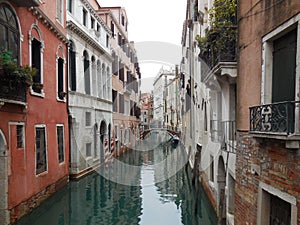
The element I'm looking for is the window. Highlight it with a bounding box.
[118,33,122,46]
[112,90,118,112]
[35,126,47,175]
[114,125,118,139]
[57,57,64,100]
[57,125,64,163]
[121,15,125,26]
[210,155,214,182]
[262,18,299,105]
[125,100,129,115]
[119,94,124,113]
[91,17,95,29]
[0,3,19,62]
[86,143,91,157]
[82,8,87,26]
[96,23,100,32]
[68,41,76,91]
[85,112,91,126]
[106,34,109,48]
[16,125,24,149]
[111,21,115,37]
[31,38,42,93]
[67,0,73,13]
[83,51,90,94]
[56,0,63,24]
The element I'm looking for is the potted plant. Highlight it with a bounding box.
[0,50,36,88]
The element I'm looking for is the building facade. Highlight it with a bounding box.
[98,7,141,155]
[235,1,300,224]
[153,67,176,129]
[66,0,113,178]
[181,0,237,224]
[0,0,69,223]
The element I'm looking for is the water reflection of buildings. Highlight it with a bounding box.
[154,146,217,225]
[15,172,142,225]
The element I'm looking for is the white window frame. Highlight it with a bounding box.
[35,124,48,176]
[56,44,66,102]
[56,124,65,164]
[29,24,45,98]
[261,14,300,104]
[261,14,300,133]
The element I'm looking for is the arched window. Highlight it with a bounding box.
[107,66,111,99]
[102,63,106,99]
[68,41,76,91]
[0,3,19,62]
[83,50,90,95]
[97,60,101,98]
[91,56,96,96]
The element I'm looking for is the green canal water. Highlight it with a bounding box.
[15,141,217,225]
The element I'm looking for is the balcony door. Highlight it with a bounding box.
[272,29,296,103]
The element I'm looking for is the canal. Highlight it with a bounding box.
[15,137,217,225]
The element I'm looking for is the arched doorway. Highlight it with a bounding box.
[0,129,9,224]
[218,156,226,224]
[99,121,107,162]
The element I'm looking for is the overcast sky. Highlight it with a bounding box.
[98,0,186,91]
[98,0,186,45]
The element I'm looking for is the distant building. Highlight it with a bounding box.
[98,7,141,155]
[0,1,69,223]
[140,92,154,130]
[153,67,176,128]
[66,0,113,178]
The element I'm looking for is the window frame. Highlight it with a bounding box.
[67,0,73,13]
[29,25,45,97]
[85,111,92,127]
[0,3,20,64]
[262,15,300,105]
[261,14,300,133]
[35,124,48,176]
[56,124,65,164]
[82,8,87,27]
[16,124,24,149]
[257,182,297,225]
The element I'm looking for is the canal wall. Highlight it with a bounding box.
[9,175,68,223]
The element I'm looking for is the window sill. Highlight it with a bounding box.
[30,88,45,98]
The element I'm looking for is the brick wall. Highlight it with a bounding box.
[235,132,300,224]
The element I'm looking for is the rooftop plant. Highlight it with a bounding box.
[196,0,237,67]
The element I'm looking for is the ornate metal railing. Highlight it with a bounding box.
[0,79,27,103]
[250,101,299,134]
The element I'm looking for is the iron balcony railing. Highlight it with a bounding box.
[249,101,299,134]
[210,120,236,153]
[0,79,27,103]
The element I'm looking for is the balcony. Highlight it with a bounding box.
[10,0,40,7]
[0,79,27,105]
[211,120,236,153]
[250,101,299,136]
